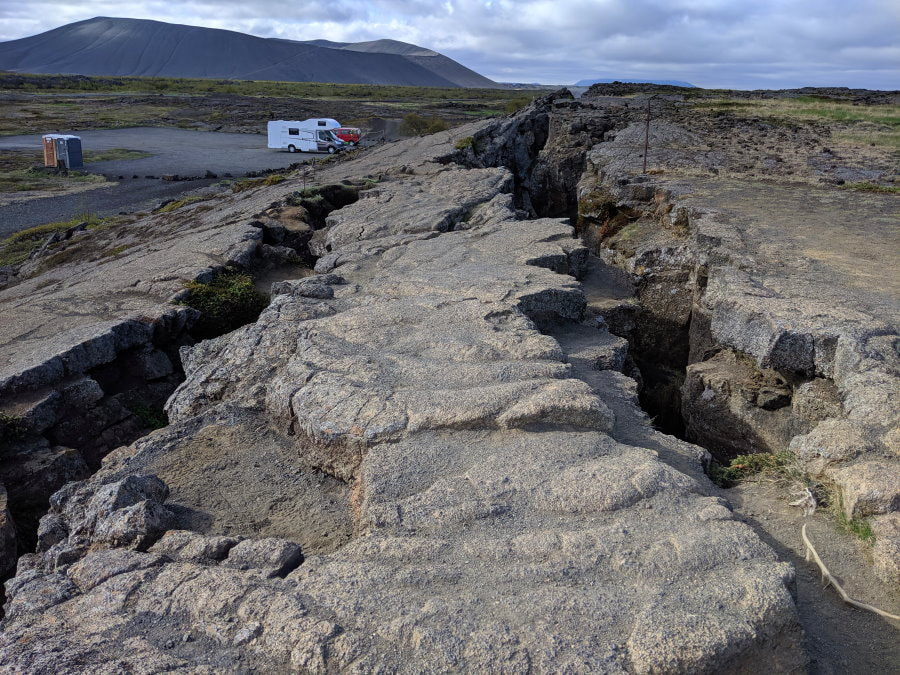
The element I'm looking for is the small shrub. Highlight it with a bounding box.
[708,451,795,487]
[178,270,268,339]
[504,96,532,114]
[426,118,449,133]
[454,136,475,150]
[398,113,449,136]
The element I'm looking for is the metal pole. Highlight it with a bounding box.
[643,96,651,174]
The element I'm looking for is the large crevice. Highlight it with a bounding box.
[0,178,369,607]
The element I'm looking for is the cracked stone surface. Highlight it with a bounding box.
[1,111,805,671]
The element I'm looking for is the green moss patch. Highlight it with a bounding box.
[178,270,269,339]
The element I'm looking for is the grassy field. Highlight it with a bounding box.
[0,148,148,195]
[0,72,542,137]
[694,96,900,149]
[1,71,536,101]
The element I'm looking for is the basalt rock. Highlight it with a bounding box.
[576,99,900,567]
[1,126,805,670]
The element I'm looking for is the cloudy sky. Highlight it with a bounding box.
[2,0,898,89]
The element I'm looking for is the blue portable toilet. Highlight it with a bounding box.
[56,135,83,169]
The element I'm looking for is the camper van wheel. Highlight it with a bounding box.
[328,146,336,154]
[288,145,297,153]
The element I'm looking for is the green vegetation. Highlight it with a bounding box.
[693,97,900,131]
[123,399,168,430]
[709,451,876,544]
[0,166,106,194]
[178,270,269,339]
[231,174,286,193]
[153,194,211,213]
[82,148,152,163]
[504,96,533,114]
[398,113,450,136]
[0,97,176,136]
[0,213,99,266]
[454,136,475,150]
[829,492,875,543]
[840,182,900,194]
[0,72,540,104]
[708,451,796,487]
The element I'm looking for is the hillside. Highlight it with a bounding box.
[0,16,498,88]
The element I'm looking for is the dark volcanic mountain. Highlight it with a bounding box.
[0,16,498,88]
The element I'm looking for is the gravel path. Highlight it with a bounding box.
[0,127,325,237]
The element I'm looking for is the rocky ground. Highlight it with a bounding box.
[0,89,897,671]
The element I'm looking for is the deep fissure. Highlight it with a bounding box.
[0,178,366,606]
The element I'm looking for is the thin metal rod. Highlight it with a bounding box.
[643,96,651,173]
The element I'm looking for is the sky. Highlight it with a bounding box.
[1,0,899,89]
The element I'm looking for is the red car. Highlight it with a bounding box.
[332,127,361,146]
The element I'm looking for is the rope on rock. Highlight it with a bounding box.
[800,523,900,623]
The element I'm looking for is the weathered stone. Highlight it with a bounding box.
[870,513,900,585]
[59,376,104,408]
[827,460,900,518]
[792,378,843,427]
[149,530,242,564]
[93,499,172,550]
[0,95,813,671]
[126,347,175,380]
[682,350,797,459]
[222,538,302,578]
[789,419,875,476]
[0,484,16,577]
[67,548,167,592]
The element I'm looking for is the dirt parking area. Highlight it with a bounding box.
[0,126,321,177]
[0,127,338,237]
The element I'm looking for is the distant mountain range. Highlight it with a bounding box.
[575,78,697,88]
[0,17,498,88]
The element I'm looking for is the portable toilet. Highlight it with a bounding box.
[41,134,83,169]
[42,135,57,167]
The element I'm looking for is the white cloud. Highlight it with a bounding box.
[1,0,898,88]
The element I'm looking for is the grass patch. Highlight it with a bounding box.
[827,491,876,543]
[839,182,900,194]
[708,451,797,487]
[0,214,98,266]
[504,96,533,114]
[454,136,475,150]
[693,97,900,129]
[177,270,269,339]
[710,450,877,544]
[0,72,542,106]
[82,148,152,163]
[398,113,450,136]
[835,128,900,150]
[231,174,286,193]
[0,167,106,193]
[153,194,210,213]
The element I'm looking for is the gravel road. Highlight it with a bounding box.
[0,127,328,237]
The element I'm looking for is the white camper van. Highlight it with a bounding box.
[267,119,346,154]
